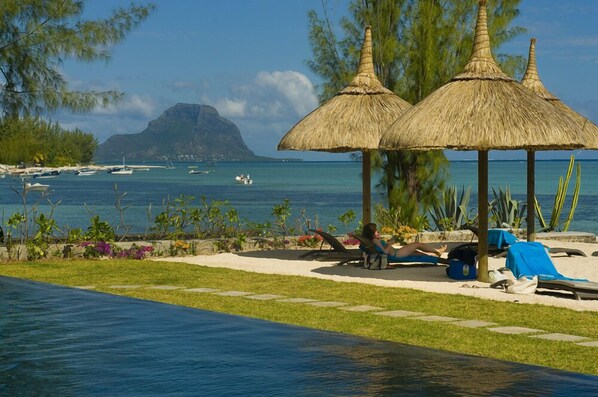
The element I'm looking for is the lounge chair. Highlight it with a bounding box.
[505,241,598,300]
[298,229,362,264]
[453,226,586,258]
[350,233,450,267]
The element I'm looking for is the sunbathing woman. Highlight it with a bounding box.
[361,223,447,258]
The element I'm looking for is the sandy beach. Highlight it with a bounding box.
[157,239,598,312]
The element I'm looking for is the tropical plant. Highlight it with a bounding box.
[429,185,472,231]
[534,156,581,232]
[84,215,115,242]
[489,186,527,229]
[0,0,154,116]
[272,198,291,247]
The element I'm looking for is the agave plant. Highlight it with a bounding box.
[534,155,581,232]
[489,185,527,229]
[429,185,472,231]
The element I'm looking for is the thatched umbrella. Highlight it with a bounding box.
[522,37,598,148]
[278,26,411,225]
[520,38,598,240]
[380,0,584,282]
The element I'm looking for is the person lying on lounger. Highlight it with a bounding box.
[360,223,447,258]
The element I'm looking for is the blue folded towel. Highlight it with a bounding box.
[488,229,518,249]
[506,242,586,282]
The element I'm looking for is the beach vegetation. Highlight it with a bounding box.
[0,117,97,166]
[489,185,527,229]
[535,155,581,232]
[429,185,473,231]
[307,0,525,226]
[271,198,292,247]
[1,260,595,375]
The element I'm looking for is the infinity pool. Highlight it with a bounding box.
[1,276,596,396]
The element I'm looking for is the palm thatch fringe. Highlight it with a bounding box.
[278,26,411,152]
[521,38,598,149]
[380,0,584,151]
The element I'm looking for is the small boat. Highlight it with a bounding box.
[24,182,50,192]
[189,169,213,175]
[165,160,176,169]
[235,174,253,185]
[108,167,133,175]
[75,168,97,176]
[33,170,60,179]
[108,156,133,175]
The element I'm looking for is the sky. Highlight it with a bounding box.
[54,0,598,161]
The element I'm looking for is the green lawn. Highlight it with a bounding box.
[1,258,597,375]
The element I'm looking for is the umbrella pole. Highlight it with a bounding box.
[362,150,372,225]
[478,150,489,282]
[527,150,536,242]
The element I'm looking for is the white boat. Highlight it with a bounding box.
[235,174,253,185]
[189,169,213,175]
[75,169,97,176]
[108,156,133,175]
[109,167,133,175]
[25,182,50,192]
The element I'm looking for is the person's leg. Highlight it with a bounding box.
[394,242,447,257]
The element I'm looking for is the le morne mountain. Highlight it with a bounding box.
[94,103,275,162]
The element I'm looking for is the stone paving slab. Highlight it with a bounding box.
[148,285,184,290]
[243,294,285,300]
[451,320,498,328]
[530,333,590,342]
[576,340,598,347]
[276,298,318,303]
[488,326,544,335]
[410,315,460,322]
[183,288,220,293]
[339,305,383,312]
[213,291,253,297]
[374,310,425,318]
[307,301,348,307]
[109,285,143,289]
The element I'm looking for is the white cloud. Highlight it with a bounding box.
[214,98,246,117]
[211,70,318,120]
[92,94,156,117]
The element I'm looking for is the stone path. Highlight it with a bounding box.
[77,284,597,348]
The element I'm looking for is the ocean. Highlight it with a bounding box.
[1,160,597,236]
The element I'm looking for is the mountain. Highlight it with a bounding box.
[94,103,272,162]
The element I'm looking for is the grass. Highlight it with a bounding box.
[1,258,597,375]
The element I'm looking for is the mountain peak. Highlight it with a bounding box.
[94,103,266,162]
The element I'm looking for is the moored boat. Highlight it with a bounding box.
[235,174,253,185]
[24,182,50,192]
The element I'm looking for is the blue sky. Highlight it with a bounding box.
[55,0,598,161]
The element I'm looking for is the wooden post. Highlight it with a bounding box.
[527,150,536,242]
[478,150,489,282]
[362,150,372,225]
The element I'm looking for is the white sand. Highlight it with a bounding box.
[155,239,598,312]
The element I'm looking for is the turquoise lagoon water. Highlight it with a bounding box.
[0,160,596,235]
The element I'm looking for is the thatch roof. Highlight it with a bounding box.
[379,0,584,151]
[521,38,598,149]
[278,26,411,153]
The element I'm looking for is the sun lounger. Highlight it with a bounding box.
[298,229,362,264]
[505,241,597,300]
[350,233,449,266]
[456,226,586,258]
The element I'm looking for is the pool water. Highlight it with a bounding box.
[1,276,596,396]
